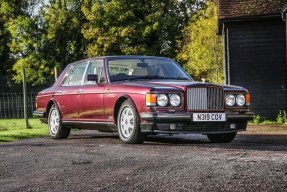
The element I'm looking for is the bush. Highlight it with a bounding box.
[276,110,287,124]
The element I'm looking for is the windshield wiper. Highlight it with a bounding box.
[110,78,130,82]
[162,77,190,80]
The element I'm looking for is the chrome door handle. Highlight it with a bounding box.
[56,91,62,93]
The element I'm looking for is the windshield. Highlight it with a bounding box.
[107,58,192,82]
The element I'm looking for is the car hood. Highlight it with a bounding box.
[117,80,247,92]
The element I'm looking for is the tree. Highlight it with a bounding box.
[0,0,38,91]
[43,0,87,70]
[4,0,205,86]
[0,0,29,75]
[177,0,223,83]
[7,0,88,85]
[81,0,204,58]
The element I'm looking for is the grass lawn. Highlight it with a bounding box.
[0,119,49,143]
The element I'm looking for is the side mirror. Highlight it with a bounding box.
[87,74,98,83]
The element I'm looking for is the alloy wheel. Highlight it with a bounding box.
[120,106,135,139]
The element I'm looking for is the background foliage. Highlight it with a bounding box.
[177,0,223,83]
[0,0,223,89]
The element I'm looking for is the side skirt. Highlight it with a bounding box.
[62,121,118,132]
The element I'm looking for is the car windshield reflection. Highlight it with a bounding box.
[107,58,192,82]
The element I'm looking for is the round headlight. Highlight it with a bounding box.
[226,94,235,106]
[236,94,245,106]
[170,94,181,107]
[157,94,168,107]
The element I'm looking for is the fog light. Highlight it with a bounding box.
[170,124,176,130]
[230,124,236,129]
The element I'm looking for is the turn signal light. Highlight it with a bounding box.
[246,94,251,106]
[35,98,38,108]
[146,93,157,107]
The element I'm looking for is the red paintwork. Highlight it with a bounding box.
[78,84,105,121]
[54,86,78,119]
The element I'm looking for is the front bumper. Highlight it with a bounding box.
[33,110,47,124]
[139,111,254,134]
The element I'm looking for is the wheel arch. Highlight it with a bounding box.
[46,99,61,119]
[114,95,140,125]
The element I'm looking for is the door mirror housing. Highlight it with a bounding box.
[87,74,98,83]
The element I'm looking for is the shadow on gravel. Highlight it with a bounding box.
[144,134,287,152]
[1,131,286,153]
[145,135,209,145]
[70,134,119,140]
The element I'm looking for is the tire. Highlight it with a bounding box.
[117,100,146,144]
[48,104,71,139]
[207,132,237,143]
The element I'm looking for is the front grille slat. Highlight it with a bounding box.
[187,87,223,111]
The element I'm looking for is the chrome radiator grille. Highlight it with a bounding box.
[187,87,224,110]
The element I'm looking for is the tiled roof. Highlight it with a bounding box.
[218,0,286,20]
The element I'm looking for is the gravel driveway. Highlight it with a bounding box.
[0,126,286,192]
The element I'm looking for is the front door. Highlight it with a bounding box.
[78,60,106,122]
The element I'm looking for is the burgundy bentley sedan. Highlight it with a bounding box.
[33,56,254,144]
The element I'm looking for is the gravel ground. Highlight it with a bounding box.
[0,126,286,192]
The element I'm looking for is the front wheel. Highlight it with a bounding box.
[117,100,145,144]
[207,132,237,143]
[48,104,71,139]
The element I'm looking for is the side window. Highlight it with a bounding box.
[84,60,105,84]
[62,62,87,86]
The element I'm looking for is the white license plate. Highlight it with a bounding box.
[193,113,226,122]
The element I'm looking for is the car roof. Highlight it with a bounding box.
[69,55,173,65]
[93,55,172,60]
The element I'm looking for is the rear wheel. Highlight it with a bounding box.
[207,132,237,143]
[48,104,71,139]
[117,100,145,144]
